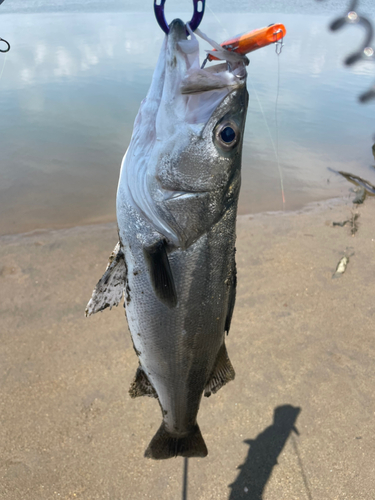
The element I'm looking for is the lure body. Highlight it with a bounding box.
[207,23,286,61]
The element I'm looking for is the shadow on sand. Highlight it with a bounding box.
[228,405,302,500]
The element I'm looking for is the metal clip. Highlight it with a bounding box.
[273,29,284,55]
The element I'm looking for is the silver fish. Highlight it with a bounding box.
[86,19,248,460]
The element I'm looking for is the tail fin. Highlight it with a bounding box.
[144,422,208,460]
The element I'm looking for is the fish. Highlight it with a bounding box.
[86,19,249,460]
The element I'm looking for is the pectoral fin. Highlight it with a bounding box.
[204,343,235,397]
[143,240,177,308]
[85,242,127,316]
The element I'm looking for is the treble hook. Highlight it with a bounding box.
[0,37,10,53]
[154,0,205,35]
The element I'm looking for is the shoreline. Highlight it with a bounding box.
[0,194,355,244]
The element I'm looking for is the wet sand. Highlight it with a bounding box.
[1,195,374,499]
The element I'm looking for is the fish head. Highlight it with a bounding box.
[118,19,249,248]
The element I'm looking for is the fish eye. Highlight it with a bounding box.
[215,121,240,151]
[220,127,236,143]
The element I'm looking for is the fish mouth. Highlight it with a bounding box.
[164,19,247,125]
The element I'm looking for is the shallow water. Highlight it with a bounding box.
[1,0,375,235]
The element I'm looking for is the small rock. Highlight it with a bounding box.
[333,256,349,278]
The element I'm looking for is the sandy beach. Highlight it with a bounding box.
[1,194,374,499]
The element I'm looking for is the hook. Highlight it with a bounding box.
[0,37,10,53]
[154,0,205,35]
[320,0,375,102]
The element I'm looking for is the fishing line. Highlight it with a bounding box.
[206,4,286,210]
[274,44,286,208]
[206,3,229,38]
[0,51,8,83]
[182,457,189,500]
[248,66,286,210]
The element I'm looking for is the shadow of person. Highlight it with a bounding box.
[228,405,301,500]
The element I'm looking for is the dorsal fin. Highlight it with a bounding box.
[85,242,127,316]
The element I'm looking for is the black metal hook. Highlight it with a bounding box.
[154,0,205,35]
[319,0,375,102]
[0,37,10,53]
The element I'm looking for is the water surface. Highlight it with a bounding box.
[1,0,375,235]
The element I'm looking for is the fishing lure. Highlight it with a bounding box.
[206,23,287,62]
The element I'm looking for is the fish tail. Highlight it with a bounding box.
[144,422,208,460]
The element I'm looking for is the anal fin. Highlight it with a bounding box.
[204,343,235,397]
[143,240,177,308]
[85,242,127,316]
[129,366,157,399]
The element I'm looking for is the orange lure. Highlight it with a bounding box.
[207,23,287,61]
